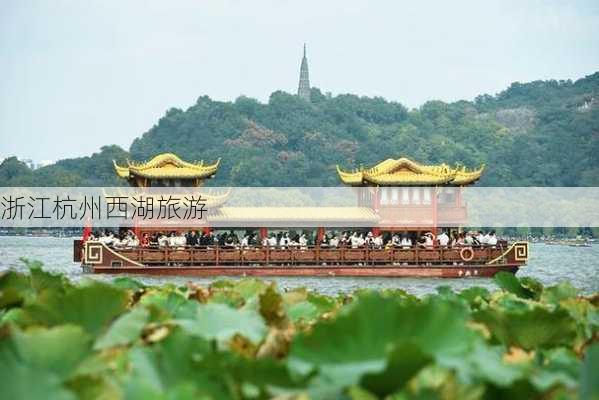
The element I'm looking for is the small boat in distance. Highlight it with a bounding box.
[74,153,528,278]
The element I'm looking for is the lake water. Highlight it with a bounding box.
[0,236,597,296]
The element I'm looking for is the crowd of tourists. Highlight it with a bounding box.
[89,229,498,250]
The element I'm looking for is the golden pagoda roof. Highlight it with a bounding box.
[113,153,220,180]
[337,157,484,186]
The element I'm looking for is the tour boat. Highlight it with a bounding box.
[74,153,529,277]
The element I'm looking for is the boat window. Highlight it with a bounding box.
[401,188,410,205]
[391,188,399,205]
[380,188,388,205]
[423,188,431,205]
[412,188,421,204]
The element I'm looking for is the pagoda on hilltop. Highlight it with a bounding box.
[297,44,311,101]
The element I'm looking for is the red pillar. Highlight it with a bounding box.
[431,187,438,235]
[259,227,268,240]
[317,227,325,242]
[133,216,141,239]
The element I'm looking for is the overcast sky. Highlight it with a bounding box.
[1,0,598,162]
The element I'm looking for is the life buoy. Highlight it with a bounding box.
[460,247,474,262]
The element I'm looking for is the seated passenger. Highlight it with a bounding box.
[157,232,169,247]
[141,233,150,247]
[228,230,239,245]
[279,233,290,248]
[455,232,465,246]
[329,235,339,248]
[176,232,187,248]
[437,231,449,247]
[481,231,491,245]
[99,231,115,246]
[373,234,384,249]
[487,231,498,246]
[240,234,249,248]
[465,231,475,245]
[224,235,235,248]
[365,232,374,247]
[268,234,277,247]
[187,230,199,246]
[149,233,158,248]
[128,230,140,247]
[299,233,308,249]
[400,236,412,249]
[248,233,257,246]
[350,233,359,248]
[113,233,127,249]
[476,231,485,246]
[423,232,434,248]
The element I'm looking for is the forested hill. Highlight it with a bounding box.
[2,72,598,186]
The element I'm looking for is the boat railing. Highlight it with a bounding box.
[104,242,506,267]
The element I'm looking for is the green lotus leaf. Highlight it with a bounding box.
[140,289,188,321]
[519,277,544,298]
[439,340,526,387]
[473,304,578,350]
[541,282,579,305]
[360,342,432,397]
[481,379,541,400]
[210,280,235,289]
[74,347,129,377]
[0,325,91,400]
[0,270,31,309]
[0,287,24,310]
[94,306,150,350]
[259,285,287,327]
[196,351,307,395]
[288,294,475,397]
[11,325,91,379]
[66,375,121,400]
[177,302,267,343]
[30,265,71,294]
[287,301,320,323]
[347,385,378,400]
[112,277,147,291]
[459,287,491,306]
[22,282,129,336]
[123,328,230,399]
[395,364,485,400]
[233,279,269,300]
[282,287,309,306]
[307,292,338,314]
[580,343,599,400]
[493,272,536,299]
[558,298,599,342]
[530,348,580,391]
[209,288,246,308]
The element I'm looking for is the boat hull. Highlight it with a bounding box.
[88,264,519,278]
[77,240,528,278]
